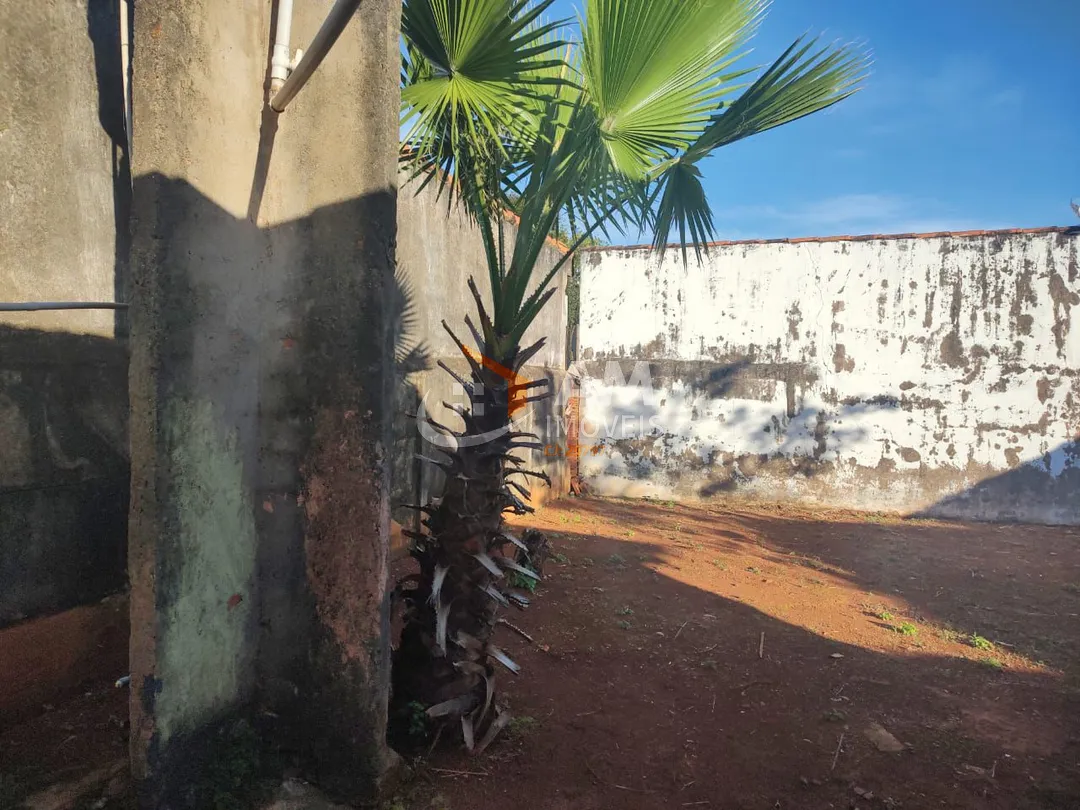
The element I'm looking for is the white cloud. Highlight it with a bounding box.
[838,54,1025,137]
[988,87,1024,108]
[713,194,1007,238]
[794,194,908,227]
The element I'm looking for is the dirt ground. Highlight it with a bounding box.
[0,679,127,807]
[4,497,1079,810]
[0,596,128,809]
[397,496,1080,810]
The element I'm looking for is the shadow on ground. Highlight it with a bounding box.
[564,496,1080,670]
[388,496,1080,810]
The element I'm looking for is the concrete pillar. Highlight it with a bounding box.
[126,0,399,805]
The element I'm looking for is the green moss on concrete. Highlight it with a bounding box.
[157,398,257,745]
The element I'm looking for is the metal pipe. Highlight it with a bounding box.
[270,0,363,113]
[270,0,295,94]
[0,302,129,311]
[120,0,132,157]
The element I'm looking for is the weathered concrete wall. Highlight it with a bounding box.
[0,0,131,627]
[127,0,399,804]
[394,179,571,527]
[579,228,1080,524]
[0,0,129,338]
[0,328,128,627]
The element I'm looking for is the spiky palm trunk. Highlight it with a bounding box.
[392,283,550,752]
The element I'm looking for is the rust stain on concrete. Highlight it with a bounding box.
[832,344,855,373]
[303,405,385,667]
[939,331,966,369]
[1048,270,1079,355]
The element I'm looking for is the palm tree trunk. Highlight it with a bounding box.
[392,304,549,751]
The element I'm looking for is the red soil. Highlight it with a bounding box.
[398,497,1080,810]
[5,497,1080,810]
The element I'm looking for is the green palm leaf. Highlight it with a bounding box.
[401,0,869,337]
[690,35,869,157]
[651,34,871,251]
[581,0,766,178]
[401,0,570,212]
[649,160,714,263]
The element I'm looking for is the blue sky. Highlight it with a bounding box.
[552,0,1080,240]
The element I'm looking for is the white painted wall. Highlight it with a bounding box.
[578,229,1080,523]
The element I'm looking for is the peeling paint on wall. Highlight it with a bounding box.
[578,229,1080,524]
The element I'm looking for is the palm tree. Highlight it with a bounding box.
[393,0,868,751]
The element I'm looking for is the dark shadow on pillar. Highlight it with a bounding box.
[128,173,399,807]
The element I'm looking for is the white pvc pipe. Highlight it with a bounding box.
[119,0,132,156]
[270,0,295,94]
[270,0,363,112]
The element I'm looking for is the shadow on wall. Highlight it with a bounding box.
[86,0,132,338]
[0,0,135,629]
[579,358,754,476]
[128,173,398,801]
[696,396,897,498]
[581,358,896,498]
[388,265,432,539]
[916,439,1080,525]
[588,369,1080,524]
[0,327,129,627]
[702,358,752,399]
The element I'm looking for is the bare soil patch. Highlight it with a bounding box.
[396,497,1080,810]
[0,596,128,808]
[5,498,1079,809]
